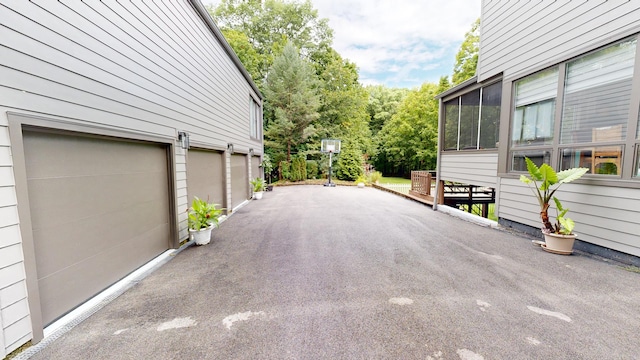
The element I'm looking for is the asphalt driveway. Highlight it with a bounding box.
[22,185,640,359]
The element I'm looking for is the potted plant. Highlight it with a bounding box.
[520,157,588,254]
[250,177,266,199]
[187,196,223,245]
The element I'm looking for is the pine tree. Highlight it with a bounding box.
[264,42,320,162]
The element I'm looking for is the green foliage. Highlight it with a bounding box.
[520,157,588,234]
[355,174,368,184]
[366,85,409,135]
[306,160,319,179]
[374,82,442,176]
[279,160,291,180]
[452,18,480,86]
[335,142,363,181]
[209,0,333,85]
[187,197,223,230]
[368,171,382,184]
[250,177,266,192]
[264,43,320,162]
[289,156,307,181]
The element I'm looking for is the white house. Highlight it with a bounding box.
[0,0,263,356]
[436,1,640,265]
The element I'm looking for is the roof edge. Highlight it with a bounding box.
[188,0,263,100]
[435,76,478,99]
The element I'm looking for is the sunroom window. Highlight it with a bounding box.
[443,82,501,151]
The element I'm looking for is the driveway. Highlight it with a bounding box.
[22,185,640,359]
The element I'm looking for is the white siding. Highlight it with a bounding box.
[498,178,640,257]
[176,146,189,241]
[440,152,498,188]
[478,0,640,81]
[0,0,261,149]
[0,113,31,356]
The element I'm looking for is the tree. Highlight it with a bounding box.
[374,81,446,175]
[366,85,409,135]
[210,0,333,85]
[263,43,320,162]
[335,142,363,181]
[452,18,480,86]
[315,50,373,157]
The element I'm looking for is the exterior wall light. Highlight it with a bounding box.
[178,131,190,150]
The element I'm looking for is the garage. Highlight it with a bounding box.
[23,129,172,325]
[230,154,248,209]
[251,156,261,180]
[187,149,225,208]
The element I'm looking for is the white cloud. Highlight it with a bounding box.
[312,0,481,86]
[207,0,481,87]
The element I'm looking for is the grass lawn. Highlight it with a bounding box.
[379,176,411,184]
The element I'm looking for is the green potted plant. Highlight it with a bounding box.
[187,196,223,245]
[250,177,266,199]
[520,157,588,254]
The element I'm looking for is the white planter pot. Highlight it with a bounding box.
[357,182,365,188]
[543,232,577,255]
[190,225,213,245]
[254,191,263,200]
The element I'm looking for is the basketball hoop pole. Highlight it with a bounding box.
[324,150,336,187]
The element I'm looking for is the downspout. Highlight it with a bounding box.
[434,97,444,211]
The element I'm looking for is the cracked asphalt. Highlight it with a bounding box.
[24,185,640,359]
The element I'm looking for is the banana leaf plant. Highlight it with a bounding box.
[519,157,588,234]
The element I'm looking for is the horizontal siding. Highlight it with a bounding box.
[497,177,640,257]
[0,0,262,151]
[439,152,498,187]
[478,0,640,81]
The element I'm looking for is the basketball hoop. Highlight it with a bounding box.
[321,139,341,187]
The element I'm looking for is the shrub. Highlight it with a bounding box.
[279,161,291,180]
[335,143,363,181]
[306,160,319,179]
[368,171,382,184]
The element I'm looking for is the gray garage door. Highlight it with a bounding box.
[251,156,261,180]
[230,154,248,209]
[187,149,224,208]
[23,130,171,325]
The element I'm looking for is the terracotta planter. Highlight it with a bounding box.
[254,191,263,200]
[543,232,577,255]
[190,225,213,245]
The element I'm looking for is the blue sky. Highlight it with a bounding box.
[208,0,481,89]
[312,0,481,88]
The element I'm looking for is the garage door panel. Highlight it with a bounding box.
[27,172,168,230]
[251,156,260,179]
[24,133,167,179]
[187,150,224,208]
[32,198,170,277]
[23,130,171,325]
[37,222,169,325]
[231,154,248,209]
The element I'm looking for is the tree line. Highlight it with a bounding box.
[208,0,478,180]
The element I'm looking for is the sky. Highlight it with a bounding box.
[207,0,481,89]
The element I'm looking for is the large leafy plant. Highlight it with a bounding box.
[187,197,223,230]
[519,157,588,234]
[250,177,266,192]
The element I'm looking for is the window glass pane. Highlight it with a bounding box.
[561,146,622,175]
[561,39,636,144]
[459,89,480,149]
[511,150,551,171]
[512,67,558,147]
[444,99,459,150]
[479,82,501,149]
